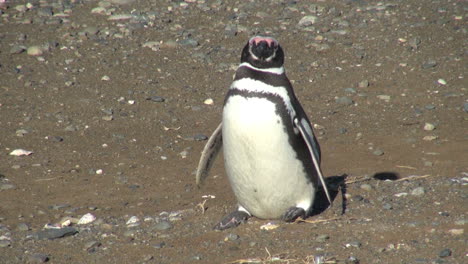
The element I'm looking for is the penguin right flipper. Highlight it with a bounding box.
[294,117,333,206]
[196,122,223,187]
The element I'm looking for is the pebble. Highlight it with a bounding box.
[437,79,447,85]
[373,149,384,156]
[34,227,78,240]
[422,60,437,69]
[27,253,49,263]
[78,213,96,225]
[463,102,468,113]
[108,14,133,21]
[336,96,354,106]
[447,229,463,235]
[358,80,369,88]
[377,95,391,102]
[0,239,11,248]
[411,187,425,196]
[438,248,451,258]
[27,46,43,56]
[425,104,436,110]
[126,216,140,227]
[423,135,438,141]
[383,203,393,210]
[9,149,33,156]
[84,241,101,253]
[10,45,26,54]
[345,241,362,248]
[17,223,30,231]
[423,123,435,131]
[298,15,318,27]
[225,233,239,241]
[153,220,172,231]
[316,234,329,242]
[360,184,372,191]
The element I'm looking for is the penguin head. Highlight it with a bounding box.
[241,36,284,69]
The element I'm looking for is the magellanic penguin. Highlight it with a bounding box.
[196,36,332,230]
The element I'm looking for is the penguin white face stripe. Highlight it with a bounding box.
[230,77,294,114]
[238,62,284,75]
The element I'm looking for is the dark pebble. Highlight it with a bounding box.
[439,248,451,258]
[34,227,78,240]
[339,127,347,134]
[383,203,393,210]
[463,102,468,113]
[48,136,64,142]
[146,96,165,102]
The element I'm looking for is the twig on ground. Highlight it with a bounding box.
[394,174,431,182]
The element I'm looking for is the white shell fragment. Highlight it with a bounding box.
[78,213,96,225]
[260,222,279,231]
[204,98,214,105]
[9,149,33,156]
[126,216,140,226]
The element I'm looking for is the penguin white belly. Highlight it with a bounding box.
[223,95,315,219]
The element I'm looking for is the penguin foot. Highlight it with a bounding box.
[281,207,306,222]
[214,210,250,230]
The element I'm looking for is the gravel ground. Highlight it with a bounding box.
[0,0,466,263]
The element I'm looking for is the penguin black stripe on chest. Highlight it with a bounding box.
[196,36,332,230]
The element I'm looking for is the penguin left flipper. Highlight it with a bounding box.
[294,117,333,206]
[196,122,223,187]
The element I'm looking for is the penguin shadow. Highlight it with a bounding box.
[309,172,401,217]
[310,174,348,217]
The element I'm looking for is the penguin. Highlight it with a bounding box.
[196,36,332,230]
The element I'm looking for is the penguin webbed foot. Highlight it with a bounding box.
[214,210,250,230]
[281,207,306,222]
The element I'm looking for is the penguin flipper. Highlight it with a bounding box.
[196,122,223,187]
[294,117,332,206]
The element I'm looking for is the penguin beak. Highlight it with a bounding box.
[249,36,278,61]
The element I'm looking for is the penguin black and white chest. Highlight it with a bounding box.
[196,36,331,230]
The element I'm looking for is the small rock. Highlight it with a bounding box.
[358,80,369,88]
[78,213,96,225]
[146,96,165,102]
[84,241,101,253]
[346,241,362,248]
[423,123,435,131]
[383,203,393,210]
[423,135,438,141]
[411,187,425,196]
[422,60,437,69]
[17,223,30,231]
[336,96,354,106]
[225,233,239,241]
[316,234,329,242]
[108,14,133,21]
[373,149,384,156]
[126,216,140,227]
[153,242,166,249]
[9,149,33,156]
[447,229,463,235]
[153,220,172,231]
[425,104,436,110]
[27,46,43,56]
[463,102,468,113]
[438,248,451,258]
[360,184,372,191]
[10,45,26,54]
[344,88,356,94]
[179,38,199,47]
[27,253,49,263]
[377,95,391,102]
[298,15,318,27]
[204,98,214,105]
[0,239,11,248]
[34,227,78,240]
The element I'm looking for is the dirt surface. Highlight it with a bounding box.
[0,0,466,263]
